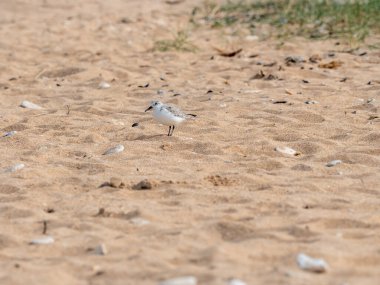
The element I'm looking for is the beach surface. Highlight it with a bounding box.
[0,0,379,284]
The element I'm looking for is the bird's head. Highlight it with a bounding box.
[145,100,162,112]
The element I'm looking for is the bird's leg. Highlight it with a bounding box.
[167,126,172,136]
[170,125,175,136]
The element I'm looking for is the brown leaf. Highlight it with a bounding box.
[309,54,322,63]
[285,89,293,95]
[251,70,265,80]
[214,47,243,57]
[318,60,343,69]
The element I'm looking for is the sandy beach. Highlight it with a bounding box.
[0,0,379,284]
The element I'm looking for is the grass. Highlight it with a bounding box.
[153,30,197,52]
[192,0,380,41]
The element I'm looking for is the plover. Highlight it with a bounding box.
[145,101,196,136]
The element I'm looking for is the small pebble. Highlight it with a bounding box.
[273,100,287,104]
[326,160,342,167]
[132,122,139,127]
[103,144,124,155]
[227,279,247,285]
[157,89,165,95]
[109,177,124,188]
[297,253,328,273]
[98,81,111,89]
[20,100,43,110]
[275,146,299,156]
[367,98,375,104]
[133,179,153,190]
[305,100,318,104]
[3,131,17,137]
[159,276,197,285]
[30,236,54,245]
[285,56,305,65]
[94,243,107,255]
[4,163,25,173]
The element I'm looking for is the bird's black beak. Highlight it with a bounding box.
[145,106,153,112]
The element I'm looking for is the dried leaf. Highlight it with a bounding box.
[309,54,322,63]
[318,60,343,69]
[214,47,243,57]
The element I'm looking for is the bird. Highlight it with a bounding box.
[145,101,196,136]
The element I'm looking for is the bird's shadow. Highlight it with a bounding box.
[128,134,168,141]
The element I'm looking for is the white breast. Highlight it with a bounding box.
[153,107,185,126]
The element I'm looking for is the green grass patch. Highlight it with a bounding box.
[192,0,380,41]
[153,31,197,52]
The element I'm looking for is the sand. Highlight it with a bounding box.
[0,0,379,284]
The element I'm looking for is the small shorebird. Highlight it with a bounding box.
[145,101,196,136]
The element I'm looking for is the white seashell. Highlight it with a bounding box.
[242,89,262,94]
[30,236,54,245]
[326,160,342,167]
[227,278,247,285]
[103,144,124,155]
[297,253,328,273]
[130,217,150,226]
[275,146,299,156]
[159,276,197,285]
[98,81,111,89]
[94,243,107,255]
[4,163,25,173]
[3,131,17,137]
[20,100,43,110]
[245,35,259,41]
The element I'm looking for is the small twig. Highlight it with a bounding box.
[66,105,70,115]
[42,220,47,234]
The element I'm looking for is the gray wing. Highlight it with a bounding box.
[162,104,187,118]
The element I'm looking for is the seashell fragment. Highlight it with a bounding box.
[227,278,247,285]
[159,276,197,285]
[20,100,43,110]
[3,131,17,137]
[130,217,150,226]
[275,146,299,156]
[30,236,54,245]
[326,160,342,167]
[94,243,107,255]
[297,253,328,273]
[103,144,124,155]
[98,81,111,89]
[4,163,25,173]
